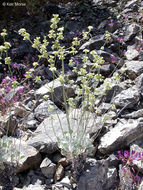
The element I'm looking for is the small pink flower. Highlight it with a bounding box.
[74,60,79,65]
[6,86,11,93]
[117,37,124,43]
[110,56,117,63]
[18,87,24,94]
[122,50,126,55]
[13,97,18,102]
[108,22,114,27]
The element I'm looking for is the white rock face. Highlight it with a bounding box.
[125,61,143,79]
[98,118,143,154]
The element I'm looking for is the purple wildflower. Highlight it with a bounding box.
[13,97,18,102]
[6,86,11,93]
[124,150,129,158]
[108,22,114,27]
[74,60,79,65]
[117,37,124,43]
[18,87,24,94]
[110,56,117,63]
[13,63,19,69]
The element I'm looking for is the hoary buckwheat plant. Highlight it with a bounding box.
[18,14,118,164]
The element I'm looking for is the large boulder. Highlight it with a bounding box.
[98,118,143,155]
[27,109,97,154]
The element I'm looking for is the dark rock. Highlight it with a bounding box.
[77,159,117,190]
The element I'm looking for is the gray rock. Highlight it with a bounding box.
[135,73,143,96]
[79,35,104,51]
[77,159,117,190]
[27,109,97,154]
[0,112,18,136]
[98,118,143,155]
[121,109,143,119]
[125,0,138,8]
[96,103,111,115]
[34,100,62,122]
[130,140,143,173]
[1,138,41,173]
[60,176,71,189]
[139,50,143,61]
[125,49,139,61]
[139,180,143,190]
[25,120,38,130]
[124,23,141,42]
[97,79,125,103]
[14,184,45,190]
[35,79,75,107]
[119,164,135,190]
[113,86,140,108]
[125,61,143,80]
[40,157,56,179]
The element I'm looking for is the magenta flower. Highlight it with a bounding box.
[108,22,114,27]
[110,56,117,63]
[74,60,79,65]
[12,63,19,69]
[117,37,124,43]
[18,87,24,94]
[6,86,11,93]
[13,97,18,102]
[2,78,6,83]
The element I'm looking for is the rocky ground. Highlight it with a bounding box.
[1,0,143,189]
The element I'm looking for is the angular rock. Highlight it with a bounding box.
[35,79,75,107]
[119,164,134,190]
[125,0,138,9]
[98,118,143,155]
[77,159,117,190]
[79,35,104,51]
[60,176,71,188]
[0,137,41,173]
[25,120,38,130]
[139,50,143,61]
[14,103,30,118]
[0,112,18,136]
[124,23,141,42]
[130,140,143,173]
[96,103,111,115]
[121,109,143,119]
[125,61,143,80]
[139,180,143,190]
[14,184,45,190]
[135,73,143,96]
[34,100,62,122]
[125,49,139,61]
[27,110,97,154]
[113,86,140,108]
[96,79,125,103]
[54,164,64,181]
[40,157,56,179]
